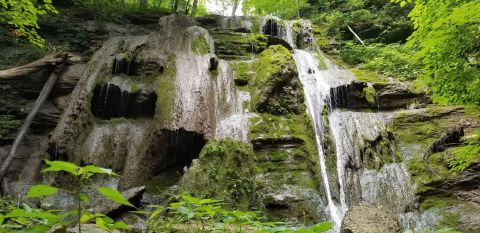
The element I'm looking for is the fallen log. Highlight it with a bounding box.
[0,52,67,79]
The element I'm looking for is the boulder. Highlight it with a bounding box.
[340,205,400,233]
[250,45,305,115]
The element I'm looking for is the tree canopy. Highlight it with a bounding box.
[0,0,57,47]
[394,0,480,104]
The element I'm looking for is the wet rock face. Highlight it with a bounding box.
[330,80,430,110]
[90,83,157,119]
[122,128,207,189]
[263,19,284,38]
[340,205,400,233]
[248,114,326,224]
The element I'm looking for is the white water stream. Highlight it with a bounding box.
[270,19,419,232]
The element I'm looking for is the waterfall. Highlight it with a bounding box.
[278,17,421,232]
[293,49,352,230]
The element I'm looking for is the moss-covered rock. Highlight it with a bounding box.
[393,105,480,232]
[178,139,262,210]
[248,113,326,224]
[191,35,210,55]
[250,45,305,115]
[212,31,268,60]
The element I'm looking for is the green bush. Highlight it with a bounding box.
[147,193,333,233]
[339,42,422,81]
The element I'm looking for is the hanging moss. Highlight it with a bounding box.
[154,55,177,127]
[191,35,210,55]
[363,86,377,105]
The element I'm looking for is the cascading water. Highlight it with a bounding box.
[272,18,420,232]
[293,49,345,230]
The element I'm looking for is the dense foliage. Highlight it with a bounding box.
[243,0,307,19]
[0,160,132,232]
[394,0,480,104]
[304,0,413,43]
[0,0,57,47]
[147,194,333,232]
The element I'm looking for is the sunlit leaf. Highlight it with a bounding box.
[97,187,135,208]
[83,165,116,176]
[113,221,130,229]
[42,160,82,176]
[26,184,58,198]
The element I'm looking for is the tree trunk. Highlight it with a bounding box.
[0,52,67,79]
[191,0,199,16]
[140,0,148,9]
[0,69,60,195]
[173,0,180,12]
[231,0,240,16]
[184,0,191,14]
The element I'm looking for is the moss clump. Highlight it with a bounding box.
[231,61,253,85]
[316,52,328,70]
[0,115,21,138]
[363,132,402,170]
[154,56,177,126]
[179,139,262,210]
[363,86,377,105]
[191,35,210,55]
[249,45,305,115]
[352,68,388,83]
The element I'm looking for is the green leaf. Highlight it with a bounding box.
[83,165,116,176]
[113,221,130,230]
[42,160,82,176]
[80,213,93,223]
[26,184,58,198]
[79,193,89,203]
[181,194,201,204]
[97,187,135,208]
[6,208,60,220]
[0,213,4,224]
[148,206,165,220]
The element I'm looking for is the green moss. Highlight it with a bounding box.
[352,68,388,83]
[249,45,304,114]
[316,53,328,70]
[420,197,452,210]
[212,32,268,60]
[407,152,452,194]
[249,113,318,166]
[191,35,210,55]
[251,18,261,33]
[154,56,177,126]
[251,45,293,86]
[362,132,401,170]
[0,115,21,138]
[179,139,262,210]
[231,61,253,85]
[363,86,377,105]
